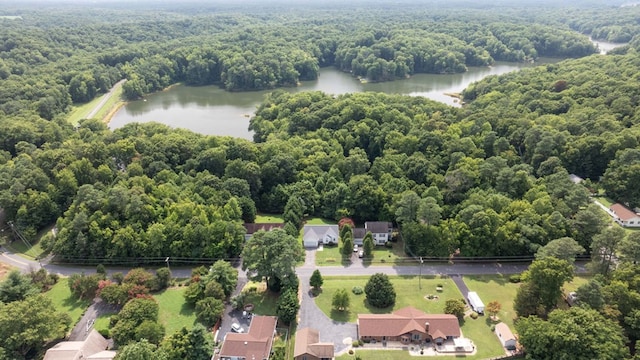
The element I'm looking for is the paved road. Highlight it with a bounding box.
[85,79,126,120]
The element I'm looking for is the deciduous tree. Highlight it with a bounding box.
[309,269,323,290]
[332,288,350,311]
[444,299,466,321]
[242,228,303,291]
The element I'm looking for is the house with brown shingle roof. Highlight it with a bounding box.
[293,327,334,360]
[357,307,461,346]
[243,223,285,241]
[609,203,640,228]
[217,316,277,360]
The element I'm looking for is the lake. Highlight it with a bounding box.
[108,60,560,139]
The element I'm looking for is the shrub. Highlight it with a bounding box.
[352,340,360,347]
[470,311,479,319]
[348,349,354,355]
[490,324,496,332]
[384,241,393,249]
[352,286,364,295]
[358,339,364,346]
[509,274,522,283]
[98,328,110,338]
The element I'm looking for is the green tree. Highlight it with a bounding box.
[134,320,165,345]
[514,282,545,318]
[342,232,354,257]
[241,228,303,291]
[395,191,421,224]
[619,232,640,264]
[99,282,129,306]
[203,281,225,301]
[444,299,466,321]
[517,257,574,316]
[332,288,350,311]
[363,231,374,258]
[207,260,238,297]
[516,307,629,360]
[195,297,225,327]
[276,288,299,325]
[155,268,171,291]
[111,298,160,346]
[0,270,39,303]
[535,237,585,263]
[0,295,71,358]
[590,226,625,277]
[418,197,442,226]
[575,279,605,310]
[309,269,323,290]
[114,339,168,360]
[365,273,396,308]
[161,325,212,360]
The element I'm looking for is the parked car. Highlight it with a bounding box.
[353,244,359,252]
[566,292,578,306]
[358,250,364,258]
[231,323,244,333]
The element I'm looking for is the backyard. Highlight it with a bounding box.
[153,287,197,335]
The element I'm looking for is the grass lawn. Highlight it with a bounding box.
[153,287,197,335]
[316,240,413,266]
[2,223,53,259]
[94,313,112,334]
[254,214,285,223]
[44,278,91,328]
[595,196,615,208]
[305,217,336,225]
[463,275,520,330]
[315,276,461,323]
[242,281,279,316]
[67,84,124,125]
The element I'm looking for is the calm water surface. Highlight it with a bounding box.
[109,61,558,139]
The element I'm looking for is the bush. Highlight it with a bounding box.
[490,324,496,332]
[509,274,522,283]
[352,340,360,347]
[384,241,393,249]
[352,286,364,295]
[470,311,479,319]
[358,339,364,346]
[98,328,110,338]
[348,349,354,355]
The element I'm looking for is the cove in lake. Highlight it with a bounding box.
[108,60,559,139]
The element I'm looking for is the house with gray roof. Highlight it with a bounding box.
[303,225,339,248]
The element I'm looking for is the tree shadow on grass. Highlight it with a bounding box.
[180,302,196,316]
[466,274,513,286]
[62,295,90,309]
[330,308,351,322]
[362,298,393,314]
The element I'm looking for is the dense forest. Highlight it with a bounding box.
[0,0,638,261]
[2,0,640,359]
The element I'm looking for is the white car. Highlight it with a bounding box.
[358,250,364,258]
[353,245,359,252]
[231,323,244,333]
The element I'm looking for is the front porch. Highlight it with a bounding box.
[357,338,476,356]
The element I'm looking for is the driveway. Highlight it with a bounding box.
[450,274,470,298]
[298,248,358,354]
[216,263,249,343]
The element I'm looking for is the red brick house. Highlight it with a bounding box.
[216,316,278,360]
[357,307,460,345]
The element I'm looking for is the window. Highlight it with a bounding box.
[412,334,421,340]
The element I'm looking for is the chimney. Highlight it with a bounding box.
[425,322,430,332]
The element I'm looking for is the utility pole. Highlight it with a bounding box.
[419,257,423,289]
[8,221,32,250]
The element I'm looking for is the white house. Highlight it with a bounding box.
[610,203,640,228]
[495,322,517,350]
[467,291,485,314]
[364,221,393,245]
[303,225,339,248]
